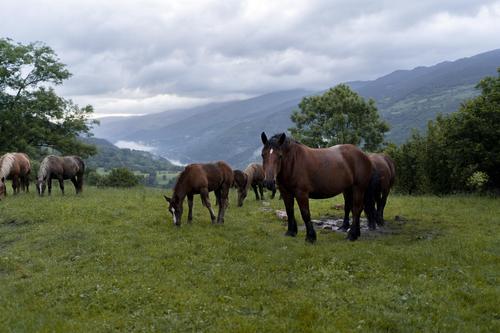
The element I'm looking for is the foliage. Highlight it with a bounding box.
[388,69,500,194]
[0,188,499,331]
[466,171,489,193]
[0,38,96,158]
[290,84,389,151]
[100,168,140,187]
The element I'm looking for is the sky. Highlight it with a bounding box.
[2,0,500,117]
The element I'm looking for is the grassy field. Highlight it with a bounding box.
[0,186,498,332]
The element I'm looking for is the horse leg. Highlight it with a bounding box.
[259,183,264,200]
[271,187,276,199]
[78,174,84,193]
[12,175,19,195]
[215,188,227,224]
[187,193,194,223]
[200,188,216,224]
[252,184,259,200]
[378,191,389,226]
[58,177,65,195]
[24,176,29,193]
[48,177,52,195]
[339,189,353,231]
[70,177,78,194]
[281,190,298,237]
[347,186,364,241]
[296,192,316,243]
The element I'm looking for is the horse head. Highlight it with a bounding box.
[163,195,183,226]
[36,177,47,196]
[261,132,286,191]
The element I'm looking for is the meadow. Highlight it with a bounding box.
[0,186,498,332]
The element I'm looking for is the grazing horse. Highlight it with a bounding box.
[0,153,31,195]
[233,163,265,207]
[369,153,396,226]
[163,161,233,226]
[261,132,376,242]
[36,155,85,196]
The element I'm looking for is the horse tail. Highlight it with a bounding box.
[364,167,380,225]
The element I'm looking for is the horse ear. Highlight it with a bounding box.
[278,133,286,145]
[261,132,268,145]
[163,195,172,203]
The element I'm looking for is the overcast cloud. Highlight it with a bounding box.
[1,0,500,116]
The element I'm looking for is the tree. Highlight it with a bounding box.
[0,38,96,157]
[387,68,500,194]
[290,84,389,150]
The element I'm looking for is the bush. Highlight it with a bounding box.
[97,168,140,188]
[466,171,489,193]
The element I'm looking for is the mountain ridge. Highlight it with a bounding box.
[92,48,500,168]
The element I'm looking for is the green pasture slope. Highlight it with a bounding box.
[0,187,498,332]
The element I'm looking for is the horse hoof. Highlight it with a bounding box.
[347,231,359,241]
[284,230,297,237]
[306,236,317,244]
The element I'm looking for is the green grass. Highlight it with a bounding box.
[0,187,498,332]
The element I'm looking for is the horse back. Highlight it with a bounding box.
[284,144,372,197]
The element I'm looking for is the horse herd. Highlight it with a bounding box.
[1,132,395,243]
[164,132,395,242]
[0,153,85,198]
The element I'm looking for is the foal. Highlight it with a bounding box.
[164,161,233,226]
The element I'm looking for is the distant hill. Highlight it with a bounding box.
[349,49,500,142]
[92,49,500,168]
[82,137,182,172]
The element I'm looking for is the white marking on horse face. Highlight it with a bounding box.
[170,207,177,224]
[39,184,43,194]
[270,149,273,155]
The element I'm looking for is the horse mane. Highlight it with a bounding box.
[267,133,301,148]
[38,155,55,180]
[173,167,189,197]
[0,153,15,179]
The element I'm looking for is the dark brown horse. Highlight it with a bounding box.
[36,155,85,196]
[261,132,376,242]
[164,161,233,226]
[233,163,265,207]
[0,153,31,195]
[369,153,396,226]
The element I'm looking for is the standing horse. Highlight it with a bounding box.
[233,163,265,207]
[369,153,396,226]
[261,132,376,242]
[163,161,233,226]
[36,155,85,196]
[0,153,31,195]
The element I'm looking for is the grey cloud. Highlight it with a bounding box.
[1,0,499,115]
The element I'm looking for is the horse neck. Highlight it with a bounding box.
[279,142,301,178]
[172,178,187,204]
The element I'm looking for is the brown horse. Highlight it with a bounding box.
[36,155,85,196]
[369,153,396,226]
[0,153,31,195]
[261,132,376,242]
[164,161,233,226]
[233,163,265,207]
